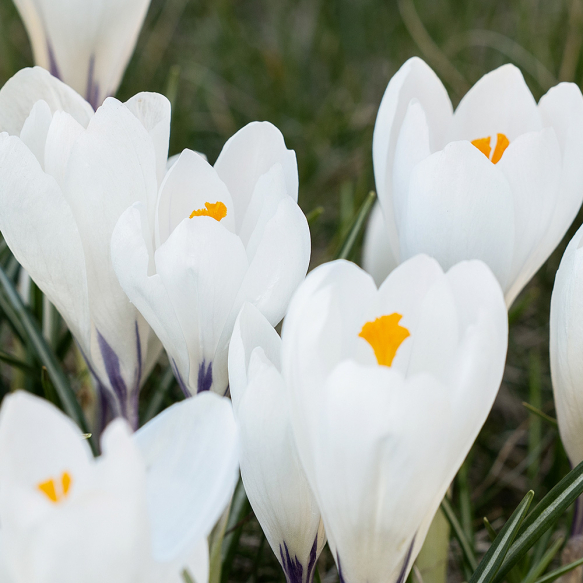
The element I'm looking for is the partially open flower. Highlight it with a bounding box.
[282,255,508,583]
[12,0,151,108]
[365,57,583,307]
[0,390,239,583]
[229,303,325,583]
[0,67,170,427]
[112,122,311,396]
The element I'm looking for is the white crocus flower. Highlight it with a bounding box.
[551,224,583,467]
[0,390,239,583]
[228,303,325,583]
[111,122,311,396]
[365,57,583,307]
[281,255,508,583]
[12,0,151,108]
[0,67,169,427]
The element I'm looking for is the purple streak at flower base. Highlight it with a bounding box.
[395,536,416,583]
[85,55,101,110]
[95,323,143,430]
[279,534,320,583]
[279,542,303,583]
[47,42,61,80]
[197,360,213,393]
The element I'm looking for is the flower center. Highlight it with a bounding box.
[359,313,410,367]
[471,133,510,164]
[189,201,227,221]
[37,471,72,504]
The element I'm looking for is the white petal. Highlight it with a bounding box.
[372,57,453,262]
[236,197,311,326]
[155,217,249,394]
[0,67,93,136]
[312,363,452,583]
[214,121,298,229]
[521,83,583,305]
[551,225,583,466]
[496,128,561,305]
[43,110,85,189]
[65,96,159,409]
[19,99,52,168]
[156,149,236,248]
[112,203,190,392]
[448,64,542,141]
[228,302,282,412]
[400,141,515,292]
[237,349,324,579]
[125,92,171,186]
[134,393,239,562]
[0,133,90,350]
[362,202,398,286]
[392,99,432,230]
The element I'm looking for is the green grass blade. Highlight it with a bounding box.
[493,458,583,583]
[142,366,177,424]
[521,536,564,583]
[334,190,376,260]
[0,266,94,449]
[469,491,534,583]
[522,402,558,428]
[441,496,478,571]
[484,517,498,542]
[533,556,583,583]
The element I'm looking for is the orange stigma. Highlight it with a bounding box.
[189,201,227,221]
[471,133,510,164]
[359,313,410,367]
[37,471,72,504]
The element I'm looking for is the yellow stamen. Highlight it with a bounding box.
[37,471,72,504]
[359,313,410,367]
[189,201,227,221]
[491,133,510,164]
[471,133,510,164]
[471,136,492,159]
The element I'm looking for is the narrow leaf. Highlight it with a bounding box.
[484,517,497,542]
[334,190,376,260]
[534,556,583,583]
[0,265,94,451]
[469,491,534,583]
[441,496,478,571]
[522,402,558,428]
[493,458,583,583]
[522,536,564,583]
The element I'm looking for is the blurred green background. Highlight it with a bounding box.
[1,0,582,581]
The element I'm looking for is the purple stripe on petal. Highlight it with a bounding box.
[97,330,128,420]
[85,55,100,110]
[197,360,213,393]
[279,542,303,583]
[306,534,319,583]
[395,535,416,583]
[573,496,583,536]
[337,554,347,583]
[47,42,61,79]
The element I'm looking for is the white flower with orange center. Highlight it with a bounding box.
[281,255,508,583]
[363,57,583,308]
[0,390,239,583]
[11,0,151,108]
[111,121,311,396]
